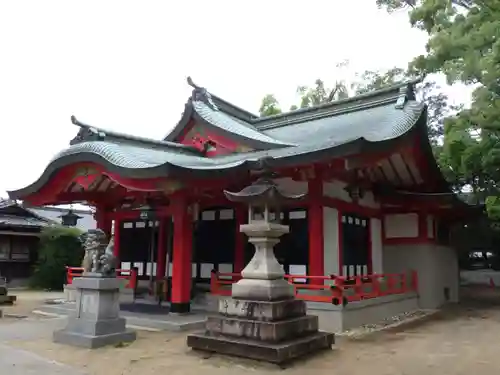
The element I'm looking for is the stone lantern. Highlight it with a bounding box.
[223,167,305,301]
[187,159,334,364]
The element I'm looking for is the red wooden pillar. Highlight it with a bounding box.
[308,175,324,285]
[94,206,112,237]
[417,212,428,242]
[234,206,246,273]
[170,196,193,314]
[337,210,344,276]
[156,218,167,281]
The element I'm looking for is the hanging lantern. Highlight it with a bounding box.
[344,184,365,202]
[139,202,156,221]
[60,210,83,227]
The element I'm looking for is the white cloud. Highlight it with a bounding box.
[0,0,471,196]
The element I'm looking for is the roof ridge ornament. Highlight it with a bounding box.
[395,83,417,109]
[69,115,106,145]
[186,76,219,111]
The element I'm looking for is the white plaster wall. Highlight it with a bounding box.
[370,218,383,274]
[382,244,459,309]
[274,177,308,195]
[384,213,419,238]
[323,207,339,277]
[323,180,380,208]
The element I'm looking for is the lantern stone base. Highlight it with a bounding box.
[231,278,294,301]
[53,276,136,349]
[187,297,334,364]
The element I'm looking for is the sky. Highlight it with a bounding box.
[0,0,473,199]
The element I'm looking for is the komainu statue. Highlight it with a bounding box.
[80,229,116,277]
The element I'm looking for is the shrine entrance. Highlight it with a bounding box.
[193,207,237,283]
[118,219,173,282]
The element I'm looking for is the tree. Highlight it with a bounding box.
[376,0,500,217]
[258,94,282,117]
[296,79,350,109]
[259,61,351,116]
[30,226,83,290]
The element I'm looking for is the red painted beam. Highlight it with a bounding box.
[25,165,81,206]
[322,196,381,218]
[22,162,174,206]
[108,207,172,220]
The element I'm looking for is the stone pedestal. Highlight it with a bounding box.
[0,279,16,305]
[53,276,136,348]
[187,221,334,364]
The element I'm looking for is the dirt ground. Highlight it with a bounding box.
[5,287,500,375]
[0,290,64,320]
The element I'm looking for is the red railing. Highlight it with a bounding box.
[65,267,138,290]
[210,270,418,306]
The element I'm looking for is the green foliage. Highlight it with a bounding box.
[258,61,351,116]
[378,0,500,216]
[259,94,282,117]
[30,226,84,290]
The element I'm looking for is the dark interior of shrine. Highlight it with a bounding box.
[117,206,371,288]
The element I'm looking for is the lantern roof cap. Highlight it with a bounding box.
[223,158,306,204]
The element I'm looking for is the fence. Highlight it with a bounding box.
[65,266,138,290]
[210,270,418,306]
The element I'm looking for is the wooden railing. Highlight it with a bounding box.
[65,267,138,290]
[210,270,418,306]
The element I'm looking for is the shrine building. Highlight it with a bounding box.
[8,77,476,329]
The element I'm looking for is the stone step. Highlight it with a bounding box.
[206,314,319,343]
[187,330,334,364]
[218,297,306,321]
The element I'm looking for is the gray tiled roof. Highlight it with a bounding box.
[41,99,424,173]
[192,100,295,148]
[51,141,217,170]
[263,100,424,144]
[7,80,429,200]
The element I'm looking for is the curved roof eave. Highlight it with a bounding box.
[6,137,381,201]
[412,105,457,193]
[6,150,246,201]
[8,106,426,202]
[163,100,195,142]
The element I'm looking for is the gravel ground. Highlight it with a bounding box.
[0,290,65,323]
[4,287,500,375]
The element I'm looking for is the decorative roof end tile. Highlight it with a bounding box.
[187,76,219,111]
[69,116,106,145]
[395,83,417,110]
